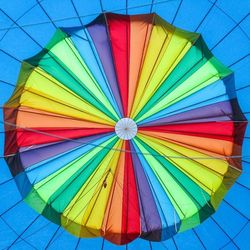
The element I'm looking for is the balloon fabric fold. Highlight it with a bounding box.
[3,12,247,246]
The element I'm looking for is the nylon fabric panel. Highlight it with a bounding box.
[86,15,124,117]
[13,107,114,129]
[139,130,240,164]
[133,37,218,121]
[107,14,130,116]
[5,63,115,125]
[133,136,214,232]
[129,141,163,241]
[130,15,175,119]
[127,14,154,117]
[62,27,122,118]
[61,139,123,238]
[20,134,113,172]
[23,134,115,185]
[14,128,114,147]
[140,122,237,143]
[136,58,232,123]
[121,141,140,244]
[24,136,118,224]
[138,77,234,125]
[137,133,230,195]
[26,33,118,122]
[136,133,241,209]
[131,16,199,119]
[47,35,119,121]
[101,141,125,245]
[131,140,181,240]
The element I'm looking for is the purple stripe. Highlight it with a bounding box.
[130,141,162,241]
[19,133,111,169]
[141,100,233,127]
[86,15,124,117]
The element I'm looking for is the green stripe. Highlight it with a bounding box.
[134,136,215,230]
[26,29,118,122]
[134,37,231,122]
[25,136,118,224]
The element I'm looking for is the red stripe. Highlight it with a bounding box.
[121,141,140,244]
[13,127,114,147]
[107,13,130,116]
[139,122,241,143]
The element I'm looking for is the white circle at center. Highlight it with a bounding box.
[115,118,137,140]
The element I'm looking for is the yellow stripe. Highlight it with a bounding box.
[134,137,199,222]
[130,16,198,119]
[18,66,115,125]
[33,136,117,201]
[137,133,228,195]
[50,38,119,120]
[136,59,226,123]
[62,139,123,237]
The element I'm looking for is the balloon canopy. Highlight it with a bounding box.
[0,1,250,250]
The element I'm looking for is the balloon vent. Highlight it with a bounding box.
[115,118,137,140]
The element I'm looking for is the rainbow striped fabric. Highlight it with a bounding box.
[4,13,247,245]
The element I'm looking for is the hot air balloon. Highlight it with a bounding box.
[0,1,249,250]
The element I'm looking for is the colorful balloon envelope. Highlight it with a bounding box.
[4,13,247,245]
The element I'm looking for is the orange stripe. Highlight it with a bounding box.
[139,130,237,157]
[102,141,125,245]
[127,14,154,117]
[15,106,113,129]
